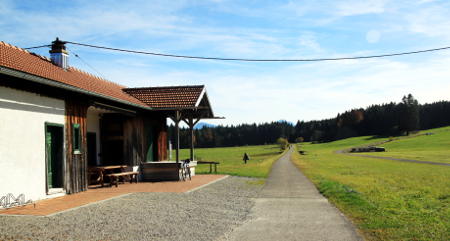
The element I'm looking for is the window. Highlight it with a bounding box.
[73,124,81,154]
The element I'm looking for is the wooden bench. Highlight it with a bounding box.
[105,171,138,187]
[196,161,220,173]
[88,165,129,187]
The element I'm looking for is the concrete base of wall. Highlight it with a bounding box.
[45,192,66,200]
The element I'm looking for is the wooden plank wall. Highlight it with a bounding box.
[123,114,168,164]
[65,100,88,194]
[123,116,146,166]
[155,116,168,161]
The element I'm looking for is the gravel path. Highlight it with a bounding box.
[0,176,262,241]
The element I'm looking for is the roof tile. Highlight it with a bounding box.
[123,86,204,108]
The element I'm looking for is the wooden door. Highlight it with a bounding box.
[146,126,154,162]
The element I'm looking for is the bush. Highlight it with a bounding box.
[276,137,289,150]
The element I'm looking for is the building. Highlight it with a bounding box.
[0,39,216,201]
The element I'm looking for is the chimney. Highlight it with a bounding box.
[49,37,69,69]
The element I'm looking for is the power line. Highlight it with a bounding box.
[24,44,109,79]
[25,40,450,62]
[23,44,51,50]
[65,40,450,62]
[71,49,108,80]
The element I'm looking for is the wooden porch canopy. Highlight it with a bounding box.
[123,85,223,163]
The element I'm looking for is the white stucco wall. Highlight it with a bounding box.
[0,86,65,202]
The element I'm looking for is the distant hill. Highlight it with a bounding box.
[194,122,217,129]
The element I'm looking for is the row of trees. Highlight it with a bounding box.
[168,95,450,148]
[169,120,296,148]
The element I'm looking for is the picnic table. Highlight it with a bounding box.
[196,161,220,173]
[88,165,138,187]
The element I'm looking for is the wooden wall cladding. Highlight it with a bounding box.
[123,116,146,166]
[155,117,168,161]
[65,100,88,194]
[123,114,168,163]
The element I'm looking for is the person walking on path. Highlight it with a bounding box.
[243,153,250,164]
[228,148,362,241]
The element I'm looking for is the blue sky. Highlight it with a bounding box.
[1,0,450,125]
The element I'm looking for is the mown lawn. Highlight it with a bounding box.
[173,145,284,178]
[292,136,450,240]
[361,126,450,164]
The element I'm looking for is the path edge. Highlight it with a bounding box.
[185,175,230,193]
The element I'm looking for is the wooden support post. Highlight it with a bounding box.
[189,117,194,161]
[171,111,181,163]
[183,117,201,162]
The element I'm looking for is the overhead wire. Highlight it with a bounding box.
[65,41,450,62]
[22,44,108,79]
[24,40,450,62]
[71,49,108,80]
[23,44,51,50]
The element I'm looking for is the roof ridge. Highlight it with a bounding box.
[0,41,34,55]
[124,85,204,90]
[29,52,51,62]
[0,41,52,62]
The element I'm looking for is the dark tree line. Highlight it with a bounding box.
[169,95,450,148]
[169,121,296,148]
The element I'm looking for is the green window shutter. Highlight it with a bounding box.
[73,124,81,154]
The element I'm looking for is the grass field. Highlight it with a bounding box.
[292,132,450,240]
[361,126,450,164]
[173,145,284,178]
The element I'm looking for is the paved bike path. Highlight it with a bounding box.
[346,153,450,166]
[227,147,362,241]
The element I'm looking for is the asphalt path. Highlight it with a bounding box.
[227,147,362,241]
[346,153,450,166]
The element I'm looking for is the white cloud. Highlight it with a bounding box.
[405,5,450,40]
[335,0,389,16]
[298,33,323,52]
[366,30,381,43]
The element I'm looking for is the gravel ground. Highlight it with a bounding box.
[0,177,262,241]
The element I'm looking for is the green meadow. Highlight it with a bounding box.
[361,126,450,164]
[292,130,450,241]
[173,145,284,178]
[175,127,449,240]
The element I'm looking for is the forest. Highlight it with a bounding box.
[169,95,450,148]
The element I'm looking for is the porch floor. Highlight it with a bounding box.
[0,174,226,216]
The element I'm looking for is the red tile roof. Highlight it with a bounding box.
[0,41,147,108]
[123,85,205,108]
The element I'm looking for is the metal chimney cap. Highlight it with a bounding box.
[50,37,68,54]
